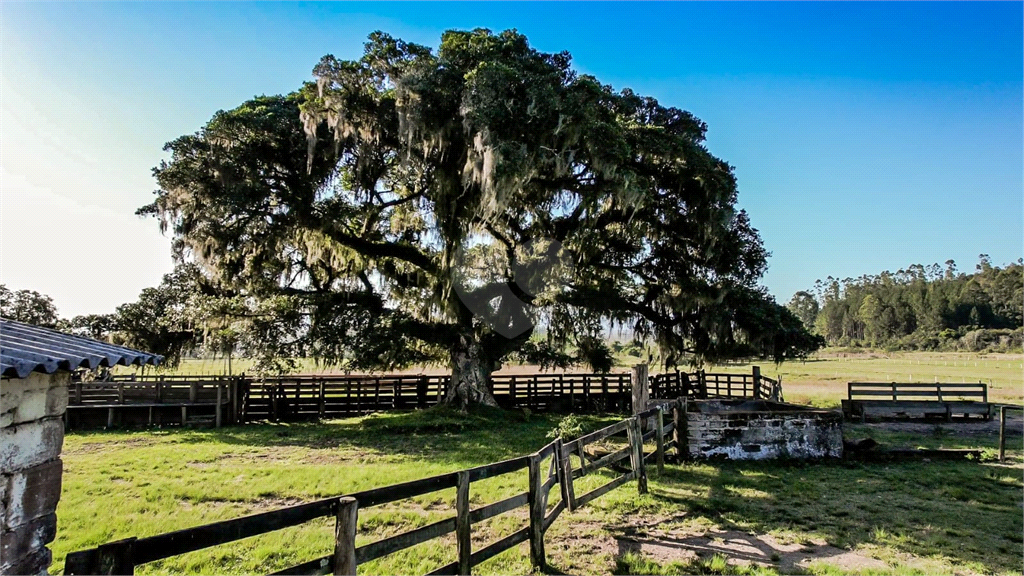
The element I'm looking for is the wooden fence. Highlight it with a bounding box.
[63,401,683,576]
[66,376,238,429]
[650,367,780,402]
[69,367,775,426]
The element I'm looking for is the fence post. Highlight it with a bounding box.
[555,438,576,512]
[674,398,687,461]
[627,416,648,494]
[334,497,358,576]
[189,381,198,403]
[631,364,649,416]
[215,383,223,428]
[527,453,546,570]
[655,407,666,474]
[319,379,327,418]
[999,406,1008,462]
[417,376,429,408]
[231,377,239,424]
[752,366,761,399]
[95,537,136,575]
[456,470,472,575]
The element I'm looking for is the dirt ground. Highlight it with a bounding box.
[556,515,911,575]
[857,411,1024,438]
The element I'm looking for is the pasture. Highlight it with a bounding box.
[53,408,1022,575]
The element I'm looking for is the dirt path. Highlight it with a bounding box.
[852,412,1023,438]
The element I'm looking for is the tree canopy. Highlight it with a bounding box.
[142,29,821,407]
[794,256,1023,352]
[0,285,59,328]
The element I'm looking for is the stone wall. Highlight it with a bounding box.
[1,371,69,575]
[685,402,843,460]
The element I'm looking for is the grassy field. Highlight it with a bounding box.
[52,409,1023,576]
[141,350,1024,409]
[705,351,1023,408]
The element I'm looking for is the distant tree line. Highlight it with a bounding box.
[787,256,1023,352]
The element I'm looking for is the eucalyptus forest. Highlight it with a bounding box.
[787,256,1023,352]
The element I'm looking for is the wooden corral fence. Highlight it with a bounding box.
[650,367,780,402]
[63,401,684,576]
[842,382,991,422]
[66,375,239,429]
[998,404,1023,462]
[69,367,774,426]
[235,372,633,420]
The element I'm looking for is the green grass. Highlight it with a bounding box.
[52,408,1023,576]
[703,350,1023,408]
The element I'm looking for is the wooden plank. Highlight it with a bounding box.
[133,473,458,563]
[627,417,647,495]
[63,548,98,575]
[674,399,686,460]
[334,497,357,576]
[456,471,471,575]
[355,517,456,564]
[95,537,136,575]
[542,499,565,532]
[555,439,576,512]
[468,527,529,567]
[586,445,631,472]
[999,405,1008,462]
[574,419,629,446]
[655,409,665,473]
[465,455,529,482]
[850,390,964,398]
[527,454,545,570]
[575,473,632,508]
[541,474,558,494]
[536,440,557,461]
[426,561,459,576]
[635,406,660,420]
[469,492,528,524]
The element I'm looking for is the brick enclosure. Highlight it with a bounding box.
[683,399,843,460]
[1,371,69,575]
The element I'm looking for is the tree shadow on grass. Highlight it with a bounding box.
[639,454,1023,575]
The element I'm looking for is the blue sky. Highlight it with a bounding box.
[2,2,1021,317]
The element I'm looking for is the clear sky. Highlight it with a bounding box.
[2,2,1021,318]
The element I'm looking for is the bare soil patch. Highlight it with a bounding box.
[857,413,1023,438]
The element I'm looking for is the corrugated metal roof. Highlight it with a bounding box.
[1,318,162,379]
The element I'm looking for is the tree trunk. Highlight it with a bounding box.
[445,334,499,410]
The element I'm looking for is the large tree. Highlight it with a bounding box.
[143,29,820,408]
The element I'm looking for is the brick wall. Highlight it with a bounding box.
[686,406,843,460]
[1,371,69,575]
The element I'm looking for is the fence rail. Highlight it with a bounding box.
[66,377,239,428]
[650,368,779,402]
[71,367,775,426]
[63,401,682,576]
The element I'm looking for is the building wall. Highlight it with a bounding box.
[1,371,68,575]
[686,408,843,460]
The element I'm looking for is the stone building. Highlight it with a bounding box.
[1,319,161,575]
